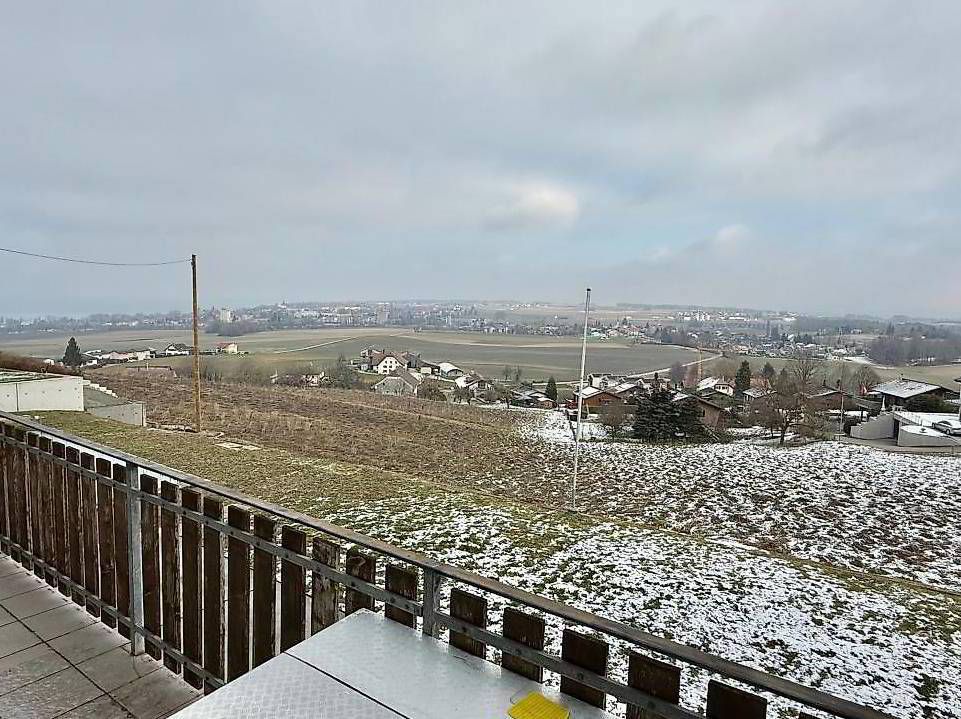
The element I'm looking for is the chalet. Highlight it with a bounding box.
[372,369,423,397]
[572,386,622,413]
[415,360,441,375]
[672,392,730,431]
[695,377,735,397]
[588,373,627,390]
[742,387,774,405]
[870,379,952,410]
[455,374,491,396]
[216,342,239,355]
[510,388,556,409]
[364,352,405,375]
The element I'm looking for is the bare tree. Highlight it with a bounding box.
[600,401,629,437]
[788,348,823,393]
[669,361,686,386]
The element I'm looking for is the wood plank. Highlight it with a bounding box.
[27,434,41,576]
[706,680,767,719]
[344,548,375,616]
[202,497,224,692]
[160,480,182,673]
[95,458,116,628]
[79,453,100,617]
[112,463,130,637]
[251,514,276,668]
[15,429,30,568]
[141,474,162,660]
[38,438,55,586]
[560,628,609,708]
[311,538,340,634]
[226,506,251,681]
[181,488,203,689]
[502,608,545,682]
[280,527,307,651]
[384,565,417,628]
[65,447,84,605]
[450,588,488,658]
[52,443,69,597]
[14,429,29,568]
[0,429,7,554]
[626,651,681,719]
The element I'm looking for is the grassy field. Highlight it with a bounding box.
[0,327,705,381]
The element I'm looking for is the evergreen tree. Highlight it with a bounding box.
[632,387,680,442]
[761,362,776,388]
[545,376,558,402]
[677,397,709,440]
[62,337,82,368]
[734,360,752,395]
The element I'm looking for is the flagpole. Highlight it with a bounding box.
[571,287,591,510]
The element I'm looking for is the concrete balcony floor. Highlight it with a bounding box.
[0,554,201,718]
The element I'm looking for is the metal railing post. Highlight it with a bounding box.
[422,568,442,638]
[126,460,146,655]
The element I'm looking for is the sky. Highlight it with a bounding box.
[1,2,960,318]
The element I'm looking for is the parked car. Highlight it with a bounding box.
[931,419,961,436]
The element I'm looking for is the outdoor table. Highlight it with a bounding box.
[172,609,614,718]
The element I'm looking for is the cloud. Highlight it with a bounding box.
[484,182,580,232]
[0,2,959,317]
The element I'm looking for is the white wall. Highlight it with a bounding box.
[850,413,895,440]
[0,376,85,412]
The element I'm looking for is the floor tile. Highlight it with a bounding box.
[111,668,202,719]
[59,694,134,718]
[78,645,159,693]
[0,643,69,695]
[1,587,68,619]
[48,622,127,664]
[0,622,41,660]
[22,603,96,641]
[0,666,102,718]
[0,605,17,628]
[0,559,27,579]
[0,572,44,601]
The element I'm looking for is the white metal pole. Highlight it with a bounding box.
[572,288,591,510]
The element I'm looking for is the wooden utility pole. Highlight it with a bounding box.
[191,254,201,431]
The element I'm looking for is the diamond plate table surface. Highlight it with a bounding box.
[173,610,613,718]
[169,653,402,718]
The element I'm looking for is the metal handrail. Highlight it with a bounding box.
[0,409,894,719]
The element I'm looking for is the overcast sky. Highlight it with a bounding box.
[2,2,959,318]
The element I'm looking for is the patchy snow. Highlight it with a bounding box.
[508,411,961,593]
[320,491,961,719]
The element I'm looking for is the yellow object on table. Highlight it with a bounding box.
[508,692,571,719]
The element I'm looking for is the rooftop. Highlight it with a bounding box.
[872,379,943,399]
[0,369,63,385]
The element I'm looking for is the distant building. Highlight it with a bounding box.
[510,388,556,409]
[870,379,952,410]
[162,343,193,357]
[216,342,239,355]
[438,362,464,378]
[372,369,423,397]
[218,308,233,323]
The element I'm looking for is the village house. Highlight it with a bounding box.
[454,373,491,397]
[695,376,735,397]
[162,343,193,357]
[672,392,730,431]
[510,388,556,409]
[571,386,622,414]
[438,362,464,379]
[372,369,423,397]
[869,378,953,410]
[216,342,239,355]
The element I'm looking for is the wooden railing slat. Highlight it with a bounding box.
[560,628,609,708]
[202,496,225,692]
[311,538,339,633]
[95,458,116,628]
[226,506,251,681]
[181,488,203,689]
[280,527,307,651]
[502,608,545,682]
[251,514,277,668]
[384,565,417,628]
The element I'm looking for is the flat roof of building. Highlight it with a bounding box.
[0,369,65,384]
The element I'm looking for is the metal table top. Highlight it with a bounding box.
[172,610,613,718]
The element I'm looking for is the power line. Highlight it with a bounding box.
[0,246,189,267]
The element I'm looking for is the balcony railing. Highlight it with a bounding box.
[0,409,893,719]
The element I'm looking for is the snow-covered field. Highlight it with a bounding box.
[503,411,961,593]
[320,488,960,719]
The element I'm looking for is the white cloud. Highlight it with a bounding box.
[484,182,580,231]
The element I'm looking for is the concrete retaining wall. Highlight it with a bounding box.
[851,412,895,440]
[87,402,146,427]
[0,376,85,412]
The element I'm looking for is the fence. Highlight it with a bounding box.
[0,410,893,719]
